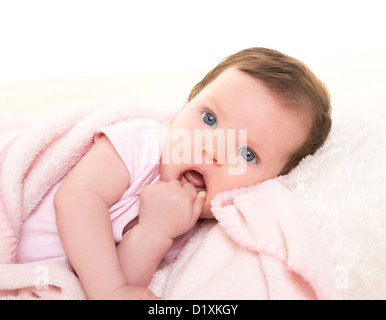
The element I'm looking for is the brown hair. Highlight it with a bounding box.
[187,47,331,175]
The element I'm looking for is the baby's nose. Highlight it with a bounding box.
[202,145,221,164]
[202,145,216,159]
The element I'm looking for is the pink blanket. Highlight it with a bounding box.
[150,179,340,299]
[0,100,340,299]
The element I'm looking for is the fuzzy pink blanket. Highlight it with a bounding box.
[149,179,341,299]
[0,100,340,299]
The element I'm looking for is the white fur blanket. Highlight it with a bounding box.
[1,100,341,299]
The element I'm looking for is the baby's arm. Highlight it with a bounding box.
[117,181,206,286]
[54,135,156,299]
[117,223,173,286]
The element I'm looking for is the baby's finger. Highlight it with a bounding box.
[192,191,206,219]
[181,181,198,200]
[168,179,182,186]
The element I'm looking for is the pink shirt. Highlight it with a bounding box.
[16,119,196,264]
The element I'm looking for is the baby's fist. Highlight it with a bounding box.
[138,181,206,240]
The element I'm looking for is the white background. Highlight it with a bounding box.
[0,0,385,82]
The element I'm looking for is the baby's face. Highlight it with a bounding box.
[160,67,309,218]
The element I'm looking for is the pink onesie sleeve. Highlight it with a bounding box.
[95,118,167,184]
[94,119,168,242]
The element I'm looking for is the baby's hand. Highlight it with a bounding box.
[138,180,206,240]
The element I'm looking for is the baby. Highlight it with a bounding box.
[16,47,331,299]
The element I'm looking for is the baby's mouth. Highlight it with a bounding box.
[180,170,206,192]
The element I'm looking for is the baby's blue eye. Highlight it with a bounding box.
[202,111,217,128]
[240,147,257,164]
